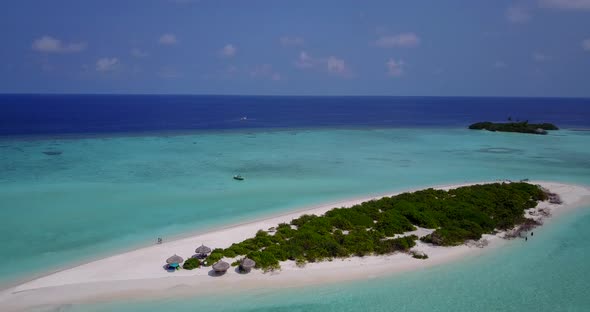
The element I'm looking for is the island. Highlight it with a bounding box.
[196,182,551,271]
[4,181,588,312]
[468,121,559,135]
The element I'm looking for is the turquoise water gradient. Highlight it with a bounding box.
[1,128,590,310]
[73,207,590,312]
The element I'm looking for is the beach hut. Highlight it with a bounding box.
[212,261,230,274]
[239,258,256,273]
[166,254,184,271]
[195,244,212,258]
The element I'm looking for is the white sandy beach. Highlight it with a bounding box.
[2,181,589,311]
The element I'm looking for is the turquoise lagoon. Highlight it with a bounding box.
[72,206,590,312]
[1,127,590,311]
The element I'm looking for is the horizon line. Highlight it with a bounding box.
[0,93,589,100]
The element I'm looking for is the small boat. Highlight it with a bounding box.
[233,175,245,181]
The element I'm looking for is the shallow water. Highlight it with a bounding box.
[63,205,590,312]
[1,127,590,289]
[2,94,590,311]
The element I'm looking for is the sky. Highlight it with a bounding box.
[0,0,589,97]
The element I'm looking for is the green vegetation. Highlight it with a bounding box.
[203,183,548,271]
[468,121,558,135]
[411,251,428,260]
[182,257,201,270]
[203,249,224,266]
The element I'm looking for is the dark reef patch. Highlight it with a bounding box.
[43,151,63,156]
[477,147,523,154]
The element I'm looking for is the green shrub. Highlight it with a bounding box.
[276,223,296,238]
[342,228,374,256]
[223,249,237,258]
[291,214,318,227]
[182,257,201,270]
[374,235,417,254]
[375,210,416,236]
[204,252,223,266]
[295,257,306,268]
[209,183,547,268]
[247,251,280,272]
[412,252,428,259]
[468,121,558,134]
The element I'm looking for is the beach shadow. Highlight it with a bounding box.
[162,264,177,273]
[234,266,249,275]
[235,267,254,275]
[208,270,227,277]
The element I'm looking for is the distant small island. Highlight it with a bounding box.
[469,121,559,135]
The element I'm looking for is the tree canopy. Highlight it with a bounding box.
[203,182,548,271]
[468,121,558,134]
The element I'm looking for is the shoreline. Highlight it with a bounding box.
[2,181,589,311]
[0,179,487,290]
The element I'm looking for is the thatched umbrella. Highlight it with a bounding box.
[166,254,184,264]
[239,258,256,273]
[212,260,230,273]
[195,244,212,257]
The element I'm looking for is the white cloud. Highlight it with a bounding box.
[539,0,590,9]
[158,66,182,79]
[131,48,149,57]
[327,56,348,75]
[582,38,590,51]
[494,61,507,69]
[386,58,405,77]
[295,51,314,68]
[280,36,305,46]
[375,33,420,48]
[32,36,86,53]
[533,52,551,62]
[250,64,271,77]
[220,44,237,57]
[295,52,350,77]
[159,34,177,45]
[225,65,238,75]
[250,64,281,81]
[96,57,119,72]
[204,65,239,80]
[506,6,531,23]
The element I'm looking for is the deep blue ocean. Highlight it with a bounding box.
[1,95,590,311]
[1,95,590,136]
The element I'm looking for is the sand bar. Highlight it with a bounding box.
[1,181,589,311]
